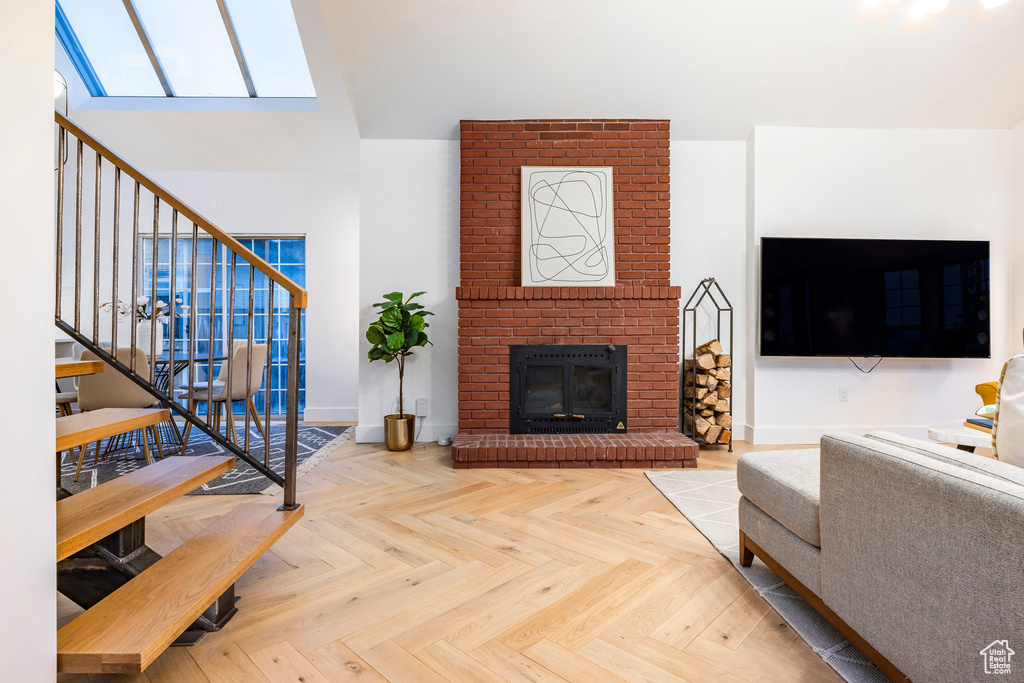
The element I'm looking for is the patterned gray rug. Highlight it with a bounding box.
[60,423,351,495]
[646,469,891,683]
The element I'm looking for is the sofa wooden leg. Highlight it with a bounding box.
[739,530,755,567]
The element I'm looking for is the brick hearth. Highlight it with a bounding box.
[451,434,699,469]
[455,118,696,468]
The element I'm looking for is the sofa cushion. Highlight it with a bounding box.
[736,449,820,547]
[865,431,1024,488]
[739,496,822,595]
[995,354,1024,468]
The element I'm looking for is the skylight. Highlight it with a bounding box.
[55,0,316,99]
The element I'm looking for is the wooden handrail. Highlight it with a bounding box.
[55,111,308,309]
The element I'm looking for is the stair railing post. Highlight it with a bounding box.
[56,123,65,321]
[280,297,301,511]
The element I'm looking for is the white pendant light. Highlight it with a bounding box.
[54,70,67,101]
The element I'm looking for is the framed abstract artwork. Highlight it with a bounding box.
[521,166,615,287]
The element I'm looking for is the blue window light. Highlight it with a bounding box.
[142,237,306,416]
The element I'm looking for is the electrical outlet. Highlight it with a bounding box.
[415,398,428,416]
[839,387,850,402]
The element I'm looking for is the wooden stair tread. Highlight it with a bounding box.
[56,407,170,452]
[58,500,304,674]
[57,455,235,562]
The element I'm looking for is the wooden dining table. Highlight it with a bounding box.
[55,357,104,379]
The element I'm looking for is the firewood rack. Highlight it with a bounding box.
[681,277,734,451]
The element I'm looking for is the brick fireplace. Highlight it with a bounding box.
[453,119,698,469]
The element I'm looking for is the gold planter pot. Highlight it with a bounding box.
[384,414,415,451]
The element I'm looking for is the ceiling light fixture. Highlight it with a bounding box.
[865,0,1014,12]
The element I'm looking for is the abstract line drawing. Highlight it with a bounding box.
[521,166,615,286]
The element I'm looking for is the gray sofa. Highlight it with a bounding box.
[737,432,1024,683]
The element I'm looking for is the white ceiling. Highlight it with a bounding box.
[317,0,1024,140]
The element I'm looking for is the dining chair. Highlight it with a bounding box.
[56,342,82,417]
[181,339,245,397]
[74,348,166,481]
[179,343,269,455]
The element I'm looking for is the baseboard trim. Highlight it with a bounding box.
[302,407,358,423]
[356,422,457,445]
[749,425,929,446]
[737,423,753,444]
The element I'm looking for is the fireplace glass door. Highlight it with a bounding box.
[524,365,564,414]
[573,366,613,413]
[510,345,626,434]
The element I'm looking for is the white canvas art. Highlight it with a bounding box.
[521,166,615,287]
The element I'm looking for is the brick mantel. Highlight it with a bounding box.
[455,119,695,467]
[455,286,681,301]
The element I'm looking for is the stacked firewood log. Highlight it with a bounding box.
[683,339,732,445]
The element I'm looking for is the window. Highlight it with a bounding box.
[884,269,922,349]
[142,236,305,415]
[56,0,315,99]
[942,259,989,330]
[942,264,965,329]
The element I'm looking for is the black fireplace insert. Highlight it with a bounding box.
[509,344,627,434]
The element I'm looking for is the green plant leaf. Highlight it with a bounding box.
[408,291,425,300]
[386,331,405,349]
[402,302,424,311]
[379,301,398,310]
[381,308,402,328]
[405,330,419,347]
[410,314,425,332]
[383,291,403,302]
[366,325,387,345]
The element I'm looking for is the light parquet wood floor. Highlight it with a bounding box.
[57,437,841,683]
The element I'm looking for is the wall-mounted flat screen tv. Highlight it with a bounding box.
[760,238,990,358]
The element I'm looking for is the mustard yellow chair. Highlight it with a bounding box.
[976,328,1024,405]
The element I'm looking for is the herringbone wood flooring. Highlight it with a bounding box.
[57,436,841,683]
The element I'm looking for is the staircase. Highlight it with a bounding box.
[53,111,307,673]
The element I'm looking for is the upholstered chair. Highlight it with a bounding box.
[179,343,268,453]
[74,348,165,480]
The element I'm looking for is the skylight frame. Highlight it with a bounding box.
[55,2,106,97]
[54,0,316,101]
[121,0,174,97]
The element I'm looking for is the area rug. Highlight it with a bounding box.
[60,424,351,496]
[646,470,891,683]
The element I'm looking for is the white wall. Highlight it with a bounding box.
[359,139,746,445]
[1014,120,1024,352]
[0,2,57,679]
[356,140,460,443]
[749,127,1015,444]
[670,141,749,440]
[63,0,362,422]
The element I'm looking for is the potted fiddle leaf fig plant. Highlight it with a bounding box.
[366,291,434,450]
